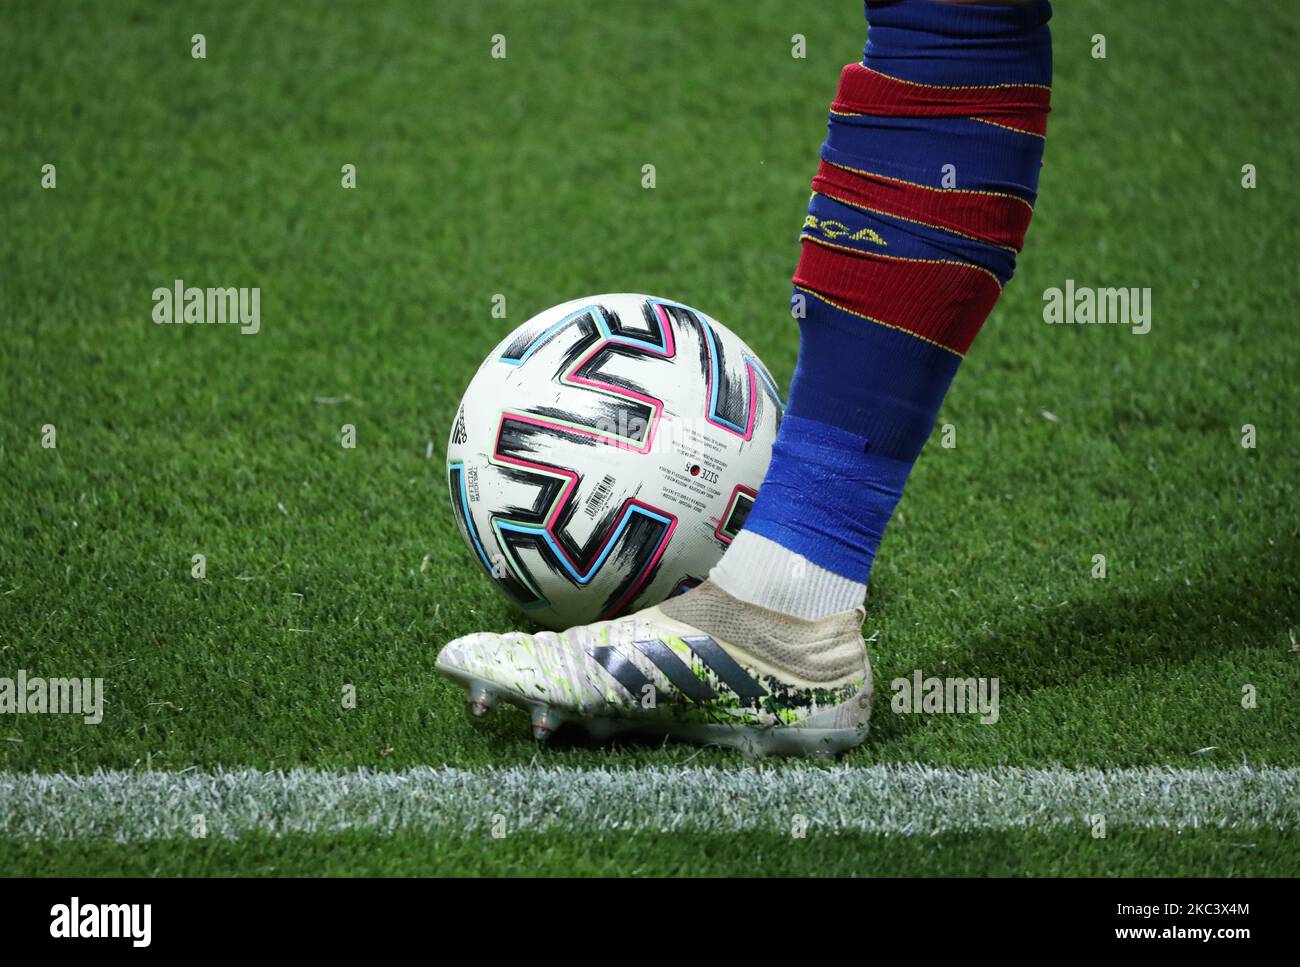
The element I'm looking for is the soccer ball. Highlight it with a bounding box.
[447,293,783,630]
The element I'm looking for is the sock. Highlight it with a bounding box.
[711,0,1052,619]
[711,530,867,620]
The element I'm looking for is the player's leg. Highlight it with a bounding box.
[436,0,1053,755]
[712,0,1052,620]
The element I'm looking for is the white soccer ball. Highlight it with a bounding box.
[447,293,783,630]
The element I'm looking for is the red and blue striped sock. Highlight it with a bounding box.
[712,0,1053,618]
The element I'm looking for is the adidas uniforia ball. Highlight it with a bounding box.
[447,293,783,630]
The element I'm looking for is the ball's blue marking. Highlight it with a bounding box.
[492,503,673,586]
[448,462,494,573]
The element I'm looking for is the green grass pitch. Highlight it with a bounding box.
[1,0,1297,876]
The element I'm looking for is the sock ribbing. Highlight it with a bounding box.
[709,531,867,620]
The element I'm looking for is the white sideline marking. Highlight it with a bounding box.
[2,766,1297,840]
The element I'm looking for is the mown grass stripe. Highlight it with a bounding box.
[2,766,1297,841]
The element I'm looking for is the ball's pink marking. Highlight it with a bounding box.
[741,362,760,440]
[600,507,678,619]
[713,483,758,545]
[492,417,580,531]
[692,315,763,441]
[652,302,678,358]
[492,420,676,581]
[489,303,686,605]
[565,350,664,452]
[586,497,677,584]
[552,301,681,454]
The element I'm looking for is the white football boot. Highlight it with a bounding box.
[435,580,873,757]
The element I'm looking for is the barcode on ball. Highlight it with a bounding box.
[584,473,617,518]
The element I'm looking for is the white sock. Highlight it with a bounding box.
[708,531,866,621]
